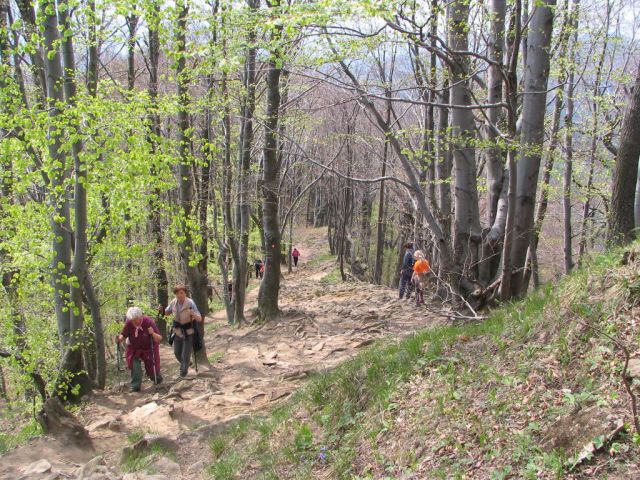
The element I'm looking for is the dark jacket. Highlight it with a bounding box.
[401,249,415,277]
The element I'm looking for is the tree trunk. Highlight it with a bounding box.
[373,91,392,285]
[499,0,521,300]
[147,0,169,337]
[608,55,640,244]
[448,0,482,282]
[359,183,373,265]
[486,0,506,227]
[436,83,452,239]
[522,0,576,287]
[562,0,581,274]
[232,0,259,325]
[479,0,506,286]
[608,61,640,244]
[14,0,47,107]
[635,162,640,230]
[174,1,209,362]
[58,3,95,397]
[258,13,283,322]
[508,0,556,297]
[41,0,79,398]
[563,67,576,275]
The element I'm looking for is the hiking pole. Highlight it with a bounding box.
[116,337,125,372]
[193,338,198,374]
[149,332,158,385]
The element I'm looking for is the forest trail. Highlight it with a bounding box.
[0,228,448,480]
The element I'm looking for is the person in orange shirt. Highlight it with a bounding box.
[411,250,430,306]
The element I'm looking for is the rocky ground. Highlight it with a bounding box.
[0,228,446,479]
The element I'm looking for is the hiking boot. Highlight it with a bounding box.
[130,386,140,393]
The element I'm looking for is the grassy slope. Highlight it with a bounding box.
[206,245,640,479]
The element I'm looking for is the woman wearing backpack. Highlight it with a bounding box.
[165,284,202,378]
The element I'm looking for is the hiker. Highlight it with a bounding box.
[227,281,233,301]
[411,250,430,306]
[116,307,162,392]
[398,242,415,299]
[254,258,263,279]
[165,284,203,377]
[292,247,300,267]
[259,261,265,279]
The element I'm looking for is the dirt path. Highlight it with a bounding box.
[0,228,447,479]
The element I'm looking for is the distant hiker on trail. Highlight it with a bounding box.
[165,284,203,378]
[260,261,265,278]
[398,242,415,300]
[292,247,300,267]
[254,258,263,279]
[411,250,430,306]
[116,307,162,392]
[227,281,233,301]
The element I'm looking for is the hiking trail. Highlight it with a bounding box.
[0,228,447,480]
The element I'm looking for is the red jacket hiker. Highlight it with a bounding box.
[292,248,300,266]
[120,315,161,378]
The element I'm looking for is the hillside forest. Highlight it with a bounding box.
[0,0,639,453]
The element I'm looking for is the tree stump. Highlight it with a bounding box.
[36,397,93,448]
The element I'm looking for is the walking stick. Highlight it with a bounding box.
[149,333,158,384]
[193,337,198,374]
[116,338,124,372]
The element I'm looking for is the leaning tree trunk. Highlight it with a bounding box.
[608,61,640,244]
[508,0,556,298]
[258,13,283,322]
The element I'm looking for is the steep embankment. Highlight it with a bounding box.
[0,228,448,479]
[203,245,640,479]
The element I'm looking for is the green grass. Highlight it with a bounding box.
[319,267,342,286]
[121,441,176,473]
[308,251,335,267]
[205,242,640,478]
[0,420,42,454]
[121,430,177,473]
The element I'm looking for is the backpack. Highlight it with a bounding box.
[168,323,202,352]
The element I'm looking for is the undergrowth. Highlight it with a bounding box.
[206,243,640,479]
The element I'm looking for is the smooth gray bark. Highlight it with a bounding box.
[508,0,557,297]
[448,0,482,279]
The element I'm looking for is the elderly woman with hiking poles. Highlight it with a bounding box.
[116,307,163,392]
[165,284,203,378]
